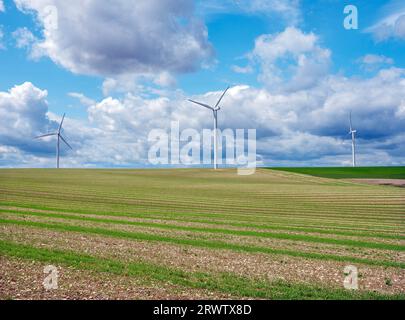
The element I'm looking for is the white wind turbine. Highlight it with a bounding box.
[348,112,357,167]
[35,113,72,168]
[188,86,230,170]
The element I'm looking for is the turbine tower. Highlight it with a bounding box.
[35,113,72,168]
[349,112,357,167]
[188,87,230,170]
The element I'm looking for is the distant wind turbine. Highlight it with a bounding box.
[188,87,230,170]
[348,112,357,167]
[35,113,72,168]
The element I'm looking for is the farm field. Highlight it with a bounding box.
[0,168,404,300]
[269,166,405,179]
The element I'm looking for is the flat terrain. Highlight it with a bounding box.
[0,168,404,300]
[269,167,405,179]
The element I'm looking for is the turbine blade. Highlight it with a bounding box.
[188,99,214,110]
[349,112,353,131]
[34,133,57,139]
[214,86,230,109]
[59,134,72,150]
[58,113,66,133]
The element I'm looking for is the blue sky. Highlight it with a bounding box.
[0,0,404,168]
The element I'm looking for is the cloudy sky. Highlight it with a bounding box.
[0,0,404,168]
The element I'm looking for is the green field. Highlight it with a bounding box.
[0,168,404,300]
[269,166,405,179]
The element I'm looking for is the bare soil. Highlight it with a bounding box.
[1,224,404,295]
[349,179,405,188]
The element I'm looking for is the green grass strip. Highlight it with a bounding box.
[1,217,404,269]
[1,207,404,241]
[2,192,404,223]
[2,210,404,252]
[269,167,405,179]
[1,201,403,233]
[0,239,403,300]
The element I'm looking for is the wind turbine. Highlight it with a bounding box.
[35,113,72,168]
[348,112,357,167]
[188,86,230,170]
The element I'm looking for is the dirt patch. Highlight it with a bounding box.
[349,179,405,188]
[1,225,404,295]
[0,256,235,300]
[2,212,404,266]
[2,213,403,264]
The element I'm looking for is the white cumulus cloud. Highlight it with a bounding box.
[2,73,405,168]
[359,54,394,65]
[0,82,58,153]
[366,6,405,41]
[14,0,213,78]
[250,27,331,92]
[68,92,96,107]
